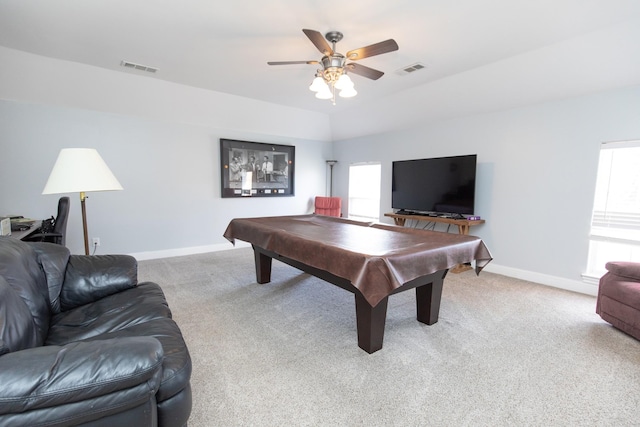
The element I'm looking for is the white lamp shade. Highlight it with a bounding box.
[42,148,123,194]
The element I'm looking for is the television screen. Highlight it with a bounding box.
[392,154,477,216]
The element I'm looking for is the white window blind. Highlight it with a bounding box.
[586,140,640,277]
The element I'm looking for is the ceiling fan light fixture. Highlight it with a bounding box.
[315,86,333,99]
[268,29,398,105]
[339,86,357,98]
[309,76,327,92]
[334,74,353,90]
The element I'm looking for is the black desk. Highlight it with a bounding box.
[9,220,42,240]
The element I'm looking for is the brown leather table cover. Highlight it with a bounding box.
[223,214,492,307]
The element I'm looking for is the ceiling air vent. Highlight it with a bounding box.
[396,62,426,76]
[120,60,158,73]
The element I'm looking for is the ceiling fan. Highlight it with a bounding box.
[268,29,399,104]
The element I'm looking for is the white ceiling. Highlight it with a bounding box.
[1,0,640,123]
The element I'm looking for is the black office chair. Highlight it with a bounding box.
[24,197,70,246]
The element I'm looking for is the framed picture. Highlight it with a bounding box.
[220,138,295,198]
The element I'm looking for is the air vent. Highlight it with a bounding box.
[120,60,158,73]
[396,62,426,76]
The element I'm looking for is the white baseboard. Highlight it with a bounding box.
[130,244,598,297]
[129,240,250,261]
[483,263,598,296]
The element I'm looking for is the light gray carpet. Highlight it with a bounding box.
[138,248,640,426]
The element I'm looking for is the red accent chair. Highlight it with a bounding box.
[314,196,342,217]
[596,261,640,341]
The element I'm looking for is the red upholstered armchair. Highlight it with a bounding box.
[314,196,342,217]
[596,261,640,341]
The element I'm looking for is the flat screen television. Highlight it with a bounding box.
[392,154,477,216]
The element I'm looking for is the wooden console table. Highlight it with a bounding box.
[384,212,486,273]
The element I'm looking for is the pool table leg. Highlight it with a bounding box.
[253,247,272,284]
[415,277,444,325]
[355,293,389,354]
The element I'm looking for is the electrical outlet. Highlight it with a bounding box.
[92,237,101,247]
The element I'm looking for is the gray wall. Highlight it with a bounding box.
[332,85,640,294]
[0,47,333,257]
[0,101,331,256]
[2,46,640,295]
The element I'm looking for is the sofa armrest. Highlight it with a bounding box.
[605,262,640,281]
[61,254,138,310]
[0,337,163,416]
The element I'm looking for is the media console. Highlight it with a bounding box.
[384,212,486,272]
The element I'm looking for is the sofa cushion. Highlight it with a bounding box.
[79,318,192,402]
[46,282,171,345]
[31,242,71,315]
[0,277,39,355]
[597,269,640,341]
[605,261,640,281]
[0,238,50,346]
[46,282,190,403]
[0,337,163,426]
[60,255,138,310]
[61,254,138,311]
[599,273,640,311]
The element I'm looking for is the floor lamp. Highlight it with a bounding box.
[42,148,123,255]
[326,160,337,197]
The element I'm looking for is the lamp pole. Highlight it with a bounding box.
[80,192,90,255]
[326,160,337,197]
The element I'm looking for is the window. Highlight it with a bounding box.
[348,163,381,221]
[586,140,640,278]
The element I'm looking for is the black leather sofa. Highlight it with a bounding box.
[0,237,192,426]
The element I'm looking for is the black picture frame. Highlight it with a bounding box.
[220,138,295,198]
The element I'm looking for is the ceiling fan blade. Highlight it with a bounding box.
[267,60,320,65]
[346,63,385,80]
[302,29,333,56]
[346,39,399,60]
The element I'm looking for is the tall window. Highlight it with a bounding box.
[586,140,640,277]
[348,163,381,221]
